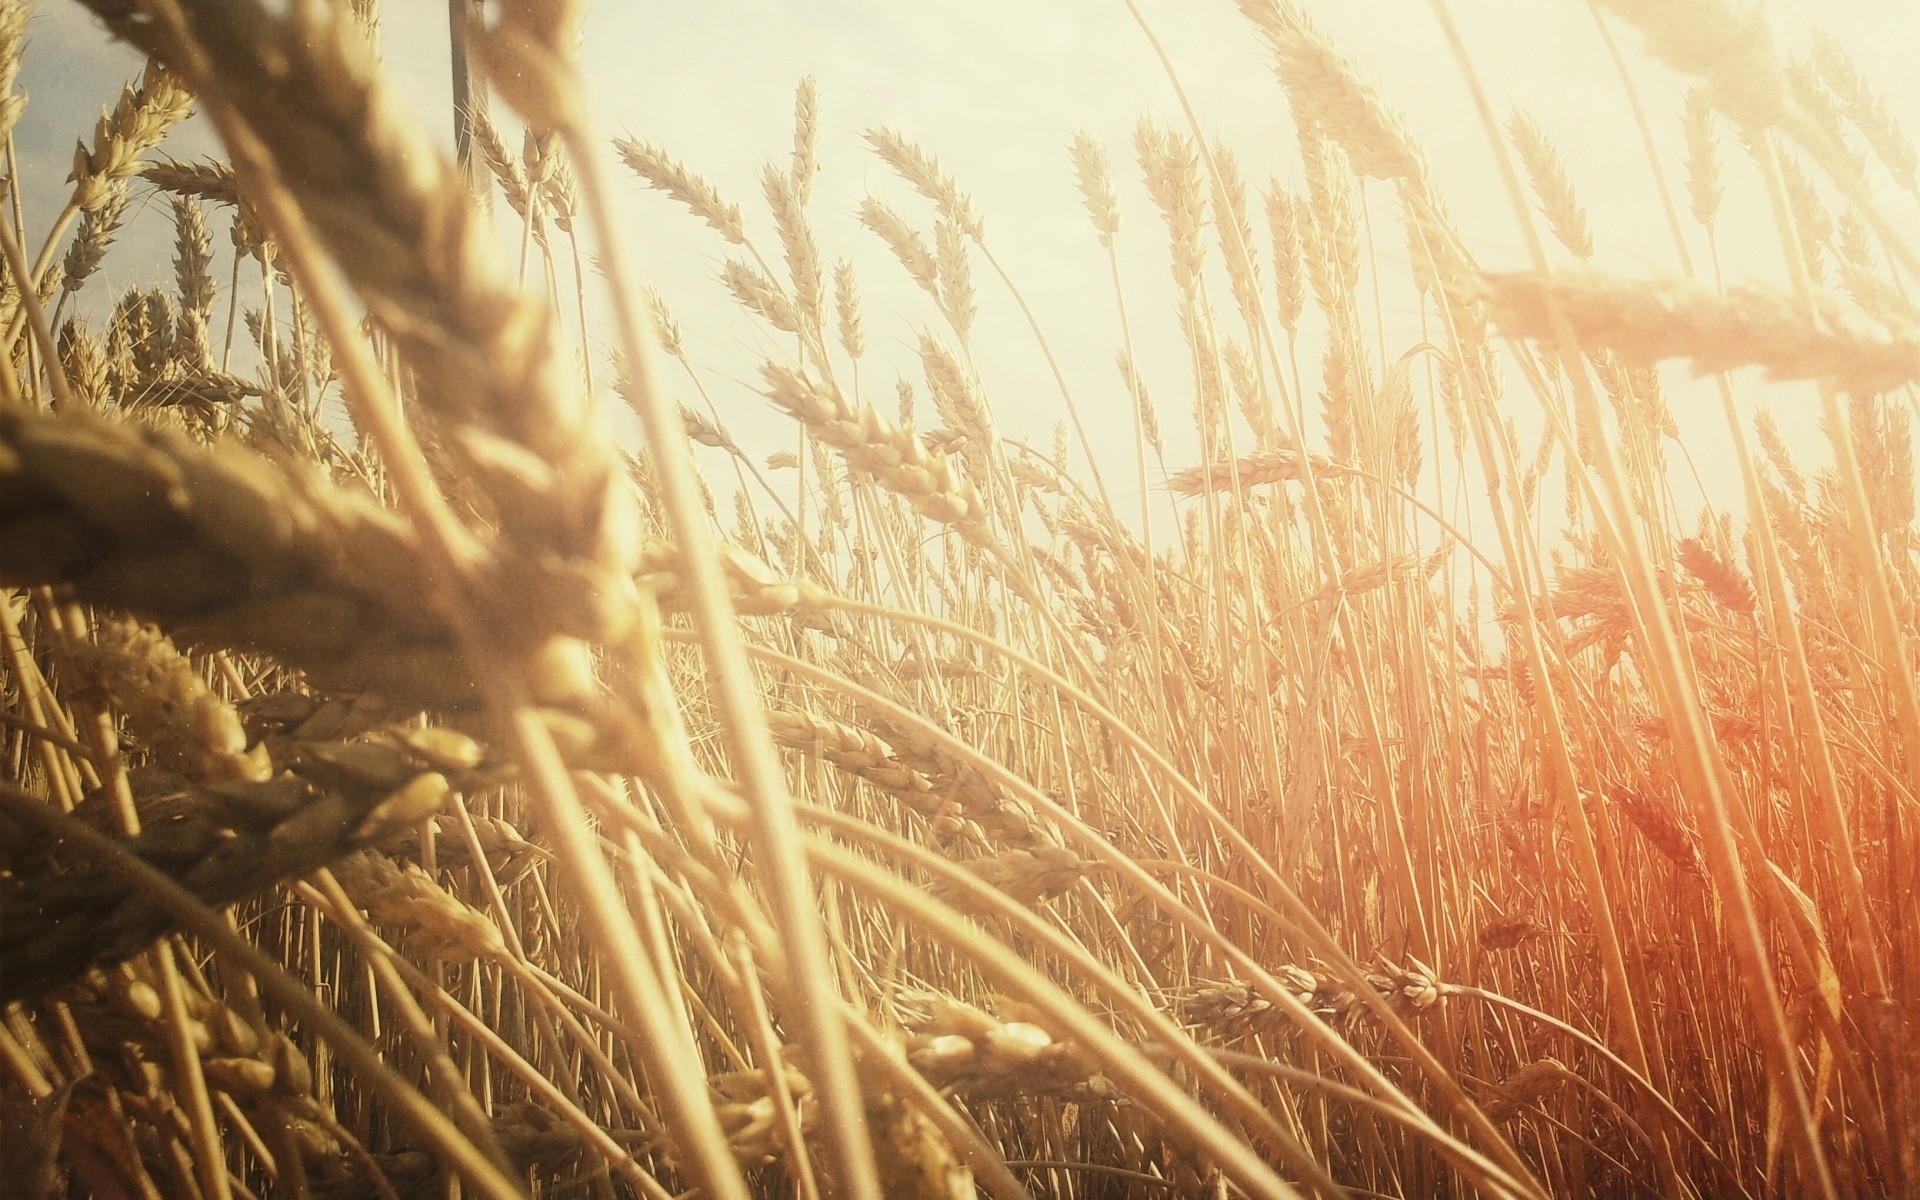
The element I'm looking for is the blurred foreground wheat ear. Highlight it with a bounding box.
[3,0,1919,1197]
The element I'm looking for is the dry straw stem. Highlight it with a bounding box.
[17,0,1918,1193]
[499,13,888,1198]
[0,782,525,1200]
[1446,982,1715,1157]
[789,793,1543,1200]
[696,788,1329,1200]
[715,631,1548,1199]
[304,869,514,1178]
[110,10,760,1200]
[1481,267,1920,394]
[334,919,683,1200]
[1435,4,1837,1194]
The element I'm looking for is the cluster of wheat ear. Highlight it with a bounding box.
[3,0,1918,1197]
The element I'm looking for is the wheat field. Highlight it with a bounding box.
[1,1,1916,1197]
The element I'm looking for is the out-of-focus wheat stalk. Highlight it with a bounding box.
[4,0,1918,1197]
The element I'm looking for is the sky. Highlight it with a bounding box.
[13,0,1919,546]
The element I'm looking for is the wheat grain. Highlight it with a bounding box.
[0,407,471,705]
[1234,0,1426,184]
[1595,0,1787,130]
[834,260,866,361]
[723,258,802,335]
[764,165,824,334]
[1070,133,1121,247]
[1507,110,1593,261]
[1810,33,1919,194]
[1,737,455,1000]
[143,156,241,206]
[1263,185,1306,336]
[615,137,747,244]
[68,64,194,215]
[865,127,983,241]
[64,617,267,784]
[761,363,990,542]
[1481,267,1920,393]
[0,0,26,140]
[859,198,939,296]
[1135,120,1208,296]
[1682,88,1724,230]
[1676,537,1758,614]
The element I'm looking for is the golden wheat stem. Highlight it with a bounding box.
[309,869,514,1172]
[293,878,679,1200]
[0,1022,50,1099]
[1430,5,1838,1196]
[1448,984,1717,1159]
[157,18,746,1200]
[699,787,1323,1200]
[154,938,237,1200]
[1583,0,1696,277]
[542,58,884,1200]
[708,629,1548,1200]
[724,935,824,1200]
[1594,0,1895,1015]
[838,1014,1036,1200]
[0,213,74,410]
[1452,170,1701,1200]
[0,780,527,1200]
[1605,77,1904,1167]
[0,596,84,811]
[1134,7,1427,892]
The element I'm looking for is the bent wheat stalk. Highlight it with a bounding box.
[0,781,526,1200]
[476,9,886,1199]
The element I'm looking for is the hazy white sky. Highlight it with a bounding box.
[16,0,1919,533]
